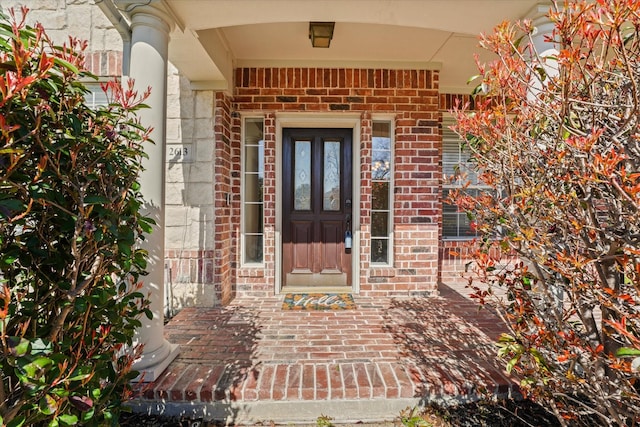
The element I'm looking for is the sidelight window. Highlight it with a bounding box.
[242,117,264,264]
[371,120,393,265]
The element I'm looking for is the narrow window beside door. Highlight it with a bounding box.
[371,120,393,264]
[242,117,264,264]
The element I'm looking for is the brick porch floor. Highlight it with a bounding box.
[129,284,519,425]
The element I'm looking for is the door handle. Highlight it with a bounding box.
[344,214,352,249]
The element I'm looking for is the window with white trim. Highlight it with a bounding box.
[242,117,264,264]
[371,120,393,264]
[442,118,481,239]
[83,82,109,108]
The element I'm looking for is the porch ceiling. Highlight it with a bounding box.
[162,0,546,93]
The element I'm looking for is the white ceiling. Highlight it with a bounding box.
[159,0,547,92]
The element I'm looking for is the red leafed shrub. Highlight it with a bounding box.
[451,0,640,425]
[0,7,153,426]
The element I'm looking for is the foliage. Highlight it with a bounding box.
[413,400,561,427]
[0,7,152,426]
[399,406,433,427]
[315,414,334,427]
[451,0,640,425]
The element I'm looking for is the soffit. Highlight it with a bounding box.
[163,0,545,92]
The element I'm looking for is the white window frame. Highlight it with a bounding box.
[370,116,395,266]
[81,80,109,109]
[442,116,485,240]
[240,115,266,266]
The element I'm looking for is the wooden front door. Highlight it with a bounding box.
[282,128,352,287]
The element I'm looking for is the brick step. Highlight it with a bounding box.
[131,290,520,424]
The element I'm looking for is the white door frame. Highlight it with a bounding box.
[275,113,361,294]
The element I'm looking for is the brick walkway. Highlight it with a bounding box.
[130,284,518,425]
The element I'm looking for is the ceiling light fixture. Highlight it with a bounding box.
[309,22,335,48]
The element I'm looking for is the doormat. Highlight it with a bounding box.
[282,293,356,310]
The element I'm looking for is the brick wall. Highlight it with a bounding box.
[214,92,235,304]
[232,67,441,297]
[439,240,477,287]
[83,51,122,77]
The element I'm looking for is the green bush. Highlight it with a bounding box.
[0,7,152,426]
[452,0,640,424]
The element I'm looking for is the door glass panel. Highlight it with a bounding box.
[323,140,341,211]
[294,140,311,210]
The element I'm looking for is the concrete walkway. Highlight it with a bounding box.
[129,284,518,425]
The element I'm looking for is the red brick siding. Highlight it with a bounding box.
[232,67,441,297]
[439,240,477,286]
[165,250,215,284]
[213,92,235,304]
[438,93,480,111]
[83,51,122,77]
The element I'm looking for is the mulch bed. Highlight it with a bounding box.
[424,399,561,427]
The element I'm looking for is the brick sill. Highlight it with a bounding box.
[369,267,396,278]
[237,267,265,278]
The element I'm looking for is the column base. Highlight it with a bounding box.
[133,340,180,382]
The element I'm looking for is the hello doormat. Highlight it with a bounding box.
[282,293,356,310]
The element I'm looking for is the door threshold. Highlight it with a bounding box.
[281,285,354,294]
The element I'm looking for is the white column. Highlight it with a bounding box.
[126,3,178,381]
[526,4,564,309]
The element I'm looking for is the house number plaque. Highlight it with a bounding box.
[166,144,193,163]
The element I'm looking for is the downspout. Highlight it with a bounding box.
[94,0,131,76]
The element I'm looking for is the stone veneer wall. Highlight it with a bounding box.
[3,0,122,79]
[163,64,217,309]
[2,0,121,51]
[232,67,442,297]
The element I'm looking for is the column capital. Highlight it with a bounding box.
[524,3,553,22]
[114,0,177,34]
